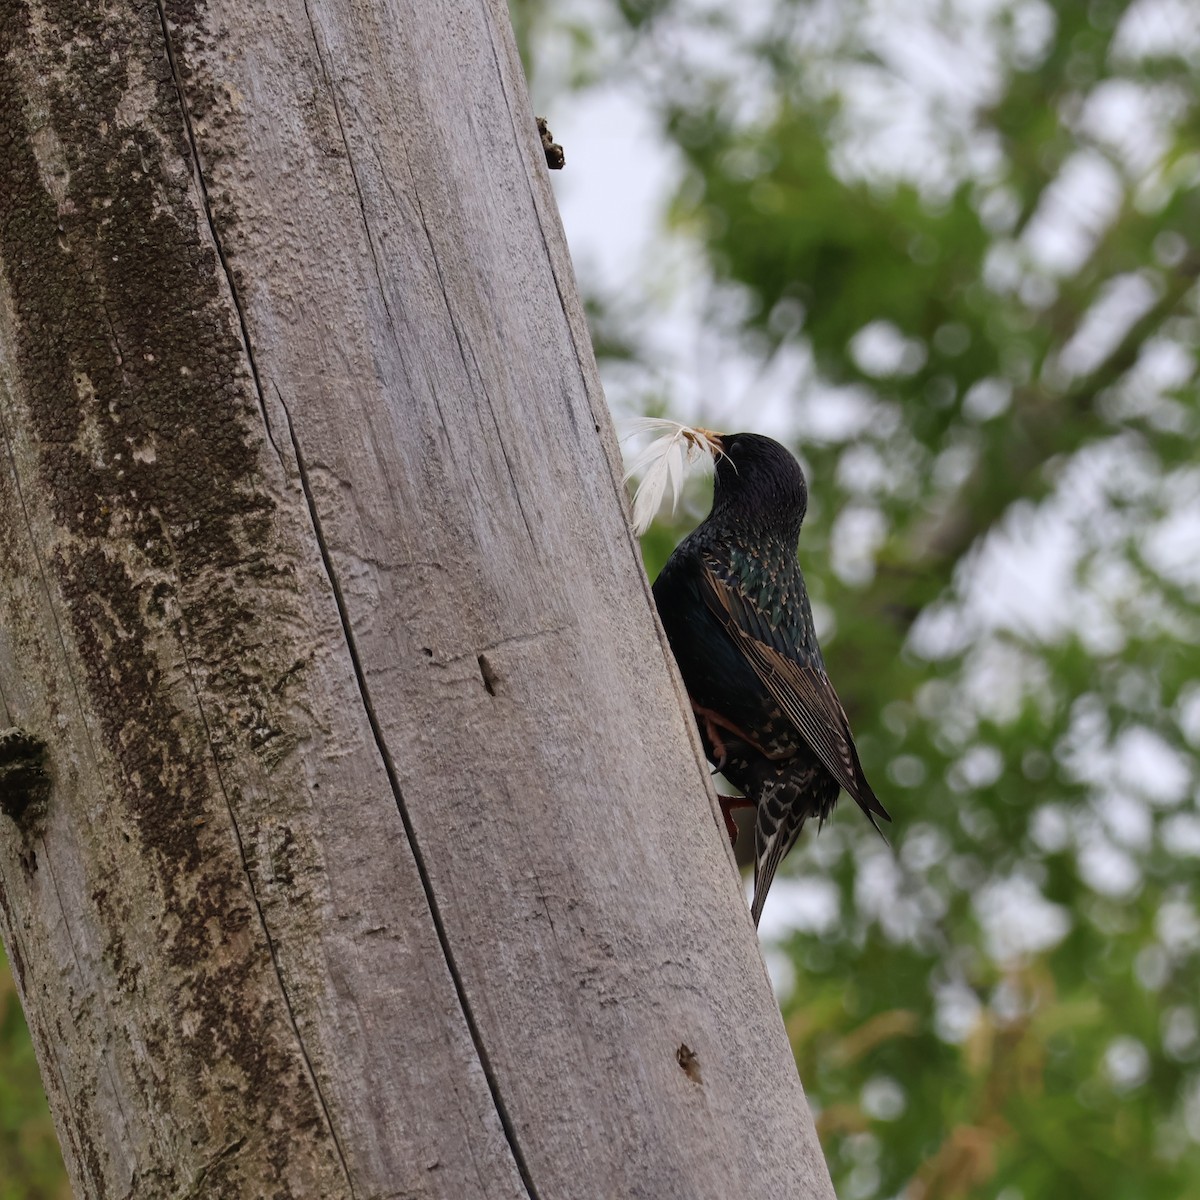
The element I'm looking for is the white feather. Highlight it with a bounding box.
[621,418,722,535]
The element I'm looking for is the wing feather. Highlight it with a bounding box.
[699,562,890,826]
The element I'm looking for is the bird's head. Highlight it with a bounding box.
[708,431,808,537]
[622,419,809,538]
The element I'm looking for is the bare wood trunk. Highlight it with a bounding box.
[0,2,836,1197]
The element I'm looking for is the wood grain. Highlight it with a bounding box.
[0,1,836,1196]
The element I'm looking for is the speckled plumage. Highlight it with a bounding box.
[652,432,889,926]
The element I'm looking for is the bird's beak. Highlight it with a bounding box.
[688,427,724,460]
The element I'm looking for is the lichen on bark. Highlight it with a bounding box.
[0,3,348,1195]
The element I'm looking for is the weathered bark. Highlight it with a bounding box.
[0,2,836,1197]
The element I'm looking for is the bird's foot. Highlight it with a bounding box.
[692,702,784,764]
[696,712,729,771]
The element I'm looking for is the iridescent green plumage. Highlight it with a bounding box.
[652,432,889,925]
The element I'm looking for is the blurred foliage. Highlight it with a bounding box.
[522,1,1200,1198]
[3,3,1199,1197]
[0,948,68,1198]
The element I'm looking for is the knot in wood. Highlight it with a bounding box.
[0,728,51,828]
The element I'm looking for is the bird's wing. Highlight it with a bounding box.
[699,561,891,827]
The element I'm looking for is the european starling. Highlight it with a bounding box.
[651,431,889,926]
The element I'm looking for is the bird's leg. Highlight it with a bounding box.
[691,703,759,771]
[717,794,755,845]
[691,702,788,764]
[691,703,731,771]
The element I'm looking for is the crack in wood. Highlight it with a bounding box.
[274,384,541,1200]
[152,8,355,1194]
[302,0,454,456]
[153,1,286,477]
[478,0,586,438]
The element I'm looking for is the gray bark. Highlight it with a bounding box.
[0,2,836,1197]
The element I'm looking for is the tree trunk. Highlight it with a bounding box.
[0,2,835,1197]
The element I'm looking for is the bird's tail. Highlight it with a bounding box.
[844,740,891,838]
[851,779,891,843]
[750,785,810,927]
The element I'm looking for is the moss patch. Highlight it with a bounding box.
[0,5,341,1195]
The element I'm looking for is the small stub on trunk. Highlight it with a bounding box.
[537,117,565,170]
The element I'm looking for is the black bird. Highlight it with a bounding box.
[652,431,889,925]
